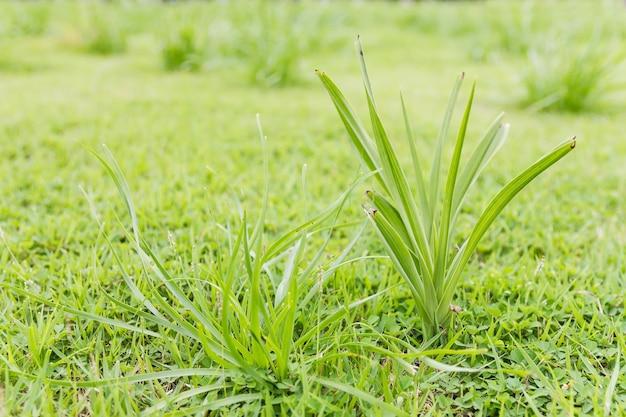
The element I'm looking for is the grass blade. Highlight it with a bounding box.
[315,70,383,189]
[434,82,475,302]
[604,348,620,416]
[420,356,482,373]
[451,115,508,227]
[86,144,140,244]
[401,91,430,222]
[429,73,464,240]
[249,114,270,249]
[443,137,576,317]
[313,376,411,417]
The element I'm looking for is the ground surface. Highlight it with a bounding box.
[1,1,625,416]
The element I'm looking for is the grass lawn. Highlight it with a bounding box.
[1,1,625,415]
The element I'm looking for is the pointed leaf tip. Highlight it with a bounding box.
[570,137,576,149]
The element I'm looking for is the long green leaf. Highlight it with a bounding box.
[604,348,621,417]
[451,115,508,228]
[88,145,140,244]
[277,258,299,380]
[434,82,475,303]
[429,73,464,241]
[356,36,376,111]
[315,70,383,189]
[366,208,434,324]
[141,383,232,415]
[313,376,411,417]
[274,233,305,308]
[4,367,232,388]
[366,191,414,259]
[363,81,434,277]
[249,114,270,250]
[401,91,431,222]
[441,137,576,317]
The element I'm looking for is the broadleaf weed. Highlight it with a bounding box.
[317,37,576,342]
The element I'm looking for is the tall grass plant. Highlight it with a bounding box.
[317,38,576,341]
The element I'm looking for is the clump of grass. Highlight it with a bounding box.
[2,3,50,37]
[468,1,537,62]
[232,2,322,87]
[522,29,624,113]
[161,25,205,72]
[79,6,127,55]
[1,118,415,414]
[80,129,367,408]
[154,1,333,83]
[317,37,576,342]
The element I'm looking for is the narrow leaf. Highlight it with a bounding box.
[316,70,383,189]
[401,91,430,222]
[441,137,576,317]
[451,115,508,226]
[429,73,464,240]
[604,348,621,417]
[313,377,411,417]
[435,82,475,301]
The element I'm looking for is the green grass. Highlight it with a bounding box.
[161,24,205,72]
[318,37,575,342]
[1,1,625,415]
[522,30,624,113]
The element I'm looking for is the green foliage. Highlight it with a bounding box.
[522,30,624,113]
[0,1,624,415]
[161,25,204,72]
[81,138,368,403]
[154,1,336,84]
[0,3,50,37]
[232,2,322,87]
[79,6,127,55]
[318,38,575,341]
[0,124,416,414]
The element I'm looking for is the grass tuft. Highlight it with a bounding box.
[317,37,576,342]
[232,2,326,87]
[161,25,205,72]
[522,27,624,113]
[79,6,127,55]
[2,119,404,414]
[1,3,50,37]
